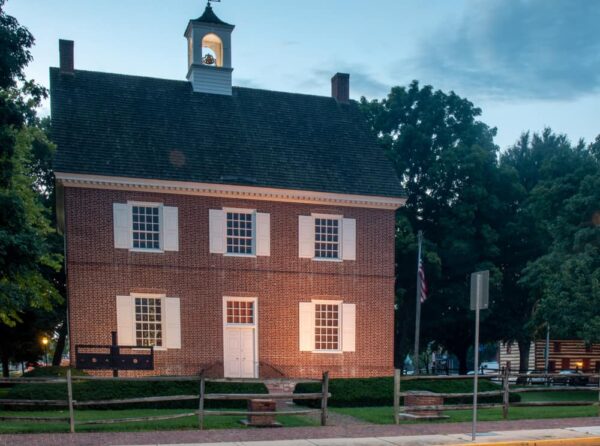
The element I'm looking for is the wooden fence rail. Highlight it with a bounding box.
[0,369,330,433]
[393,368,600,425]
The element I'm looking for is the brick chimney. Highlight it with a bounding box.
[331,73,350,103]
[59,39,74,74]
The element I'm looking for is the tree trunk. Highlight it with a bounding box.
[1,351,9,378]
[517,339,531,373]
[456,347,469,375]
[52,321,68,367]
[516,339,531,384]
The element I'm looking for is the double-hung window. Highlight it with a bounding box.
[299,300,356,353]
[298,214,356,261]
[134,296,163,347]
[132,205,161,250]
[314,217,340,259]
[226,211,255,255]
[116,294,181,350]
[209,208,270,257]
[314,302,340,351]
[113,202,179,252]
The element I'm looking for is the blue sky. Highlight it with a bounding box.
[6,0,599,149]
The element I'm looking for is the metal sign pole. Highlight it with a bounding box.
[472,274,481,441]
[469,270,488,442]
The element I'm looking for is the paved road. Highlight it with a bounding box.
[1,417,600,446]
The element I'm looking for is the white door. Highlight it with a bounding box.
[223,297,258,378]
[224,328,256,378]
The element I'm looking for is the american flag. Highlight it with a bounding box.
[418,257,428,303]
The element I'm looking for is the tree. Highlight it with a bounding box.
[490,129,596,372]
[0,0,61,327]
[361,81,504,373]
[523,135,600,343]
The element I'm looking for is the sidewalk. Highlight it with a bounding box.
[1,418,600,446]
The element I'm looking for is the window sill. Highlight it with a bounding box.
[311,350,343,354]
[132,347,167,352]
[224,253,257,258]
[129,248,165,254]
[312,257,343,263]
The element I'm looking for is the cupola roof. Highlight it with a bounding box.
[191,3,234,28]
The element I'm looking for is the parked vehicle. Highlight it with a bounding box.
[526,370,550,385]
[552,370,589,386]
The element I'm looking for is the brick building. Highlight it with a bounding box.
[51,4,405,378]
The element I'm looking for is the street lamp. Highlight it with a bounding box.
[41,337,49,366]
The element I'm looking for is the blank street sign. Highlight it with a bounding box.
[470,270,489,310]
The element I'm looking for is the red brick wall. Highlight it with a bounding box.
[64,187,396,378]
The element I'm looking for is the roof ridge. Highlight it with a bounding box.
[50,67,357,103]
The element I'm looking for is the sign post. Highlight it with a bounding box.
[470,270,489,442]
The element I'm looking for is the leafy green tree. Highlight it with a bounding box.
[361,81,503,373]
[489,129,596,372]
[523,135,600,343]
[0,0,63,376]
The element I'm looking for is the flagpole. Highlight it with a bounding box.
[413,230,423,375]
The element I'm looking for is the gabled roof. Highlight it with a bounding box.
[50,68,404,199]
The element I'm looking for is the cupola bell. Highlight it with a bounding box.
[184,2,234,95]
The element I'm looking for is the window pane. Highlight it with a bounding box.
[226,300,255,324]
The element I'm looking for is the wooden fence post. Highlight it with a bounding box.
[393,369,401,425]
[198,372,206,430]
[597,372,600,417]
[502,366,510,420]
[320,371,329,426]
[66,368,75,433]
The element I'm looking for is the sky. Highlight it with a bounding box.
[6,0,599,150]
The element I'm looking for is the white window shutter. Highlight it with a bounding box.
[342,218,357,261]
[298,216,315,258]
[165,297,181,349]
[113,203,131,249]
[342,303,356,352]
[299,302,315,351]
[209,209,226,254]
[256,212,270,256]
[116,296,135,346]
[163,206,179,251]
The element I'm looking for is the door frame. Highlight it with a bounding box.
[222,296,259,378]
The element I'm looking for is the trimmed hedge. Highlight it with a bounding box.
[3,379,267,411]
[22,366,88,378]
[295,377,520,407]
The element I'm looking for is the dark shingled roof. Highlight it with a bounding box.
[50,68,404,198]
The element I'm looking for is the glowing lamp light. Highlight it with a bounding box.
[41,337,49,346]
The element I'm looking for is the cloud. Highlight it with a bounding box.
[416,0,600,100]
[299,66,389,99]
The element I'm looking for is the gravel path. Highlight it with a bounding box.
[1,417,599,446]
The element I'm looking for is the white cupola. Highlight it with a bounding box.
[184,2,234,95]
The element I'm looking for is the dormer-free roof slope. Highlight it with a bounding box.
[51,69,404,198]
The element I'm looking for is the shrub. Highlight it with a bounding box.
[295,377,520,407]
[2,378,267,411]
[22,366,88,378]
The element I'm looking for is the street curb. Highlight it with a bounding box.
[453,437,600,446]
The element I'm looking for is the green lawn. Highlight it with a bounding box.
[518,390,599,402]
[333,404,599,425]
[0,409,317,434]
[332,390,599,425]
